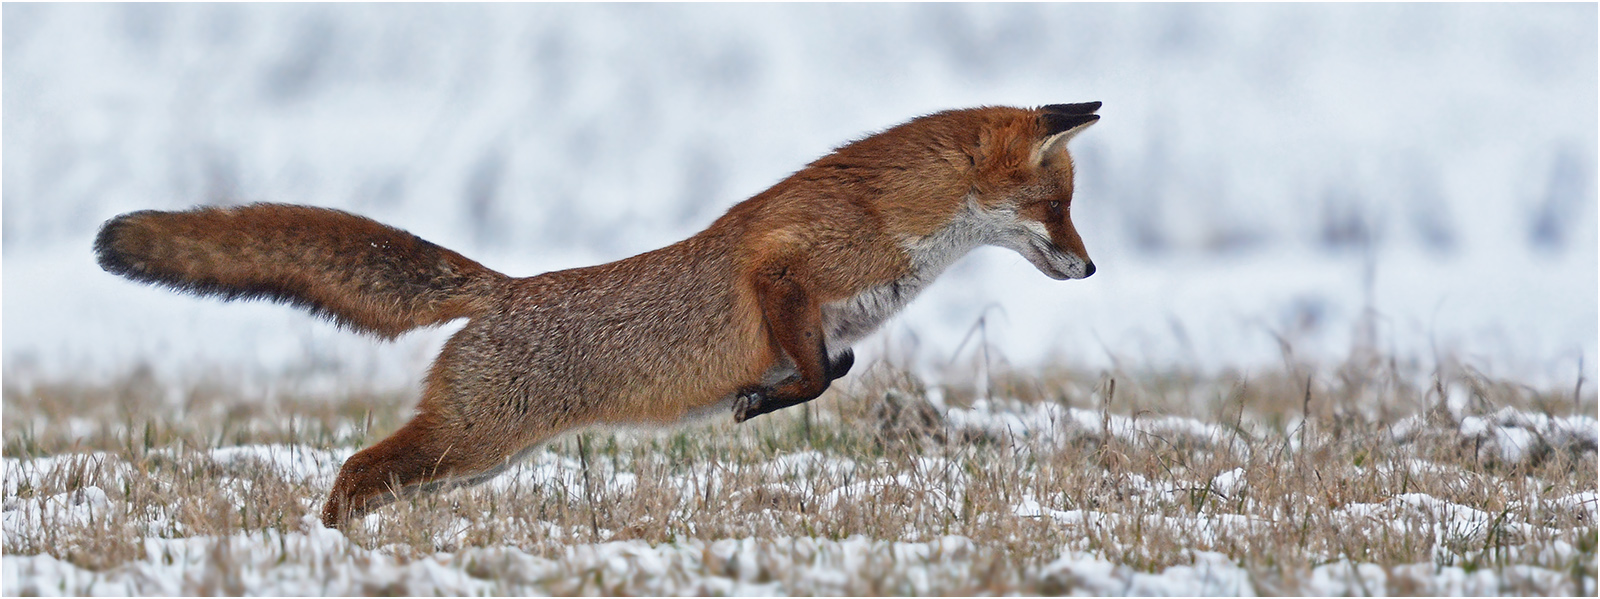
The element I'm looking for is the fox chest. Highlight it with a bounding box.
[815,207,987,352]
[819,271,934,349]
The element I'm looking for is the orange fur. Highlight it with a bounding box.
[94,104,1102,528]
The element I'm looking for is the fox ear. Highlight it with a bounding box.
[1035,111,1099,164]
[1041,101,1102,115]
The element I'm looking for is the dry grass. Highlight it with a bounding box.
[3,350,1596,595]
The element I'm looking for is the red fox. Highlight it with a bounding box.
[94,103,1100,527]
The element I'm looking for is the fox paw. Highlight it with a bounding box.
[827,349,855,381]
[732,388,766,423]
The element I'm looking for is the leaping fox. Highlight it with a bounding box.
[93,103,1101,527]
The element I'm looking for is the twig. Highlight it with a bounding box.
[1575,356,1585,414]
[576,434,600,543]
[1299,374,1312,450]
[1101,376,1116,447]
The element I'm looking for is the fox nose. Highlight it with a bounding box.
[1084,261,1096,277]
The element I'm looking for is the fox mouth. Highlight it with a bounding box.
[1025,239,1082,280]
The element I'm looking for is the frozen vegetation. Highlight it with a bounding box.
[2,365,1595,595]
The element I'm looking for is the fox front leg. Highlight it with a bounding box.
[733,266,854,422]
[734,347,854,422]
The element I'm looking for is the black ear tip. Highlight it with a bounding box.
[1040,112,1100,136]
[1041,101,1102,115]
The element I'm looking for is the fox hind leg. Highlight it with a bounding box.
[320,410,545,528]
[322,412,453,527]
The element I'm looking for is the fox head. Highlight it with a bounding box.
[965,102,1100,280]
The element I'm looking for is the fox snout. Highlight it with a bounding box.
[1008,215,1094,280]
[1030,240,1095,280]
[1052,233,1095,280]
[1047,258,1096,280]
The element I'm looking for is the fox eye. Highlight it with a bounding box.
[1048,201,1063,217]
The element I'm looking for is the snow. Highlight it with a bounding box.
[1209,468,1246,500]
[1014,494,1265,548]
[1333,492,1591,568]
[1,486,110,542]
[1039,550,1256,596]
[7,500,1272,597]
[1457,408,1599,465]
[1554,490,1599,523]
[2,3,1595,389]
[207,445,354,487]
[943,396,1238,456]
[1384,562,1573,597]
[2,453,131,497]
[15,518,1578,597]
[1308,561,1393,597]
[5,401,1591,594]
[2,528,1252,596]
[3,497,1583,595]
[1391,385,1600,462]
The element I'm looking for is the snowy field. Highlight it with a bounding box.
[3,3,1597,596]
[4,367,1596,595]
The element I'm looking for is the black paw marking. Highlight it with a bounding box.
[828,349,855,381]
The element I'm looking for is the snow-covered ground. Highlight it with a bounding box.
[3,395,1593,595]
[3,3,1596,388]
[0,529,1256,596]
[12,528,1572,596]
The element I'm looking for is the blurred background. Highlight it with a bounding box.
[4,3,1595,391]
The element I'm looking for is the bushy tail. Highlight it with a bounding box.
[94,203,508,339]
